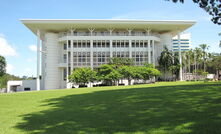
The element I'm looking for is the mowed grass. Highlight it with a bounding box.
[0,82,221,134]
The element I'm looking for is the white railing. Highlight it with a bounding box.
[58,32,160,38]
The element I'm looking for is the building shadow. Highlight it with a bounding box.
[15,83,221,134]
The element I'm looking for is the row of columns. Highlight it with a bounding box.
[65,39,156,84]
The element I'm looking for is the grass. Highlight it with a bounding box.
[0,81,221,134]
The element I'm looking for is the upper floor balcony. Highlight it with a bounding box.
[58,31,160,38]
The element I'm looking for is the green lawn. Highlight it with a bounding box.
[0,81,221,134]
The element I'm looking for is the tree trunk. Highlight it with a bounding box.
[128,79,131,85]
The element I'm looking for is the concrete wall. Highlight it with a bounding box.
[44,33,62,90]
[7,80,37,92]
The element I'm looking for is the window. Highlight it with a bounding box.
[120,41,124,47]
[125,41,129,47]
[82,41,86,48]
[98,41,101,47]
[132,41,135,47]
[117,41,120,47]
[24,88,30,91]
[63,54,67,63]
[113,41,116,47]
[63,44,67,50]
[63,68,67,81]
[106,41,110,47]
[73,41,77,48]
[136,41,139,47]
[144,42,148,47]
[140,41,143,47]
[87,41,90,47]
[102,41,105,47]
[68,40,71,48]
[78,40,81,48]
[93,41,96,47]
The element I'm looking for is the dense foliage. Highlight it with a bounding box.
[69,58,161,87]
[68,68,96,86]
[0,55,6,77]
[0,74,21,89]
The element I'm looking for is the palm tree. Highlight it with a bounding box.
[194,47,203,79]
[199,44,209,72]
[158,46,173,80]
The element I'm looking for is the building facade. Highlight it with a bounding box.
[21,20,195,90]
[172,33,191,52]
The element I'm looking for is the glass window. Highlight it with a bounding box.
[93,41,96,47]
[98,41,101,47]
[125,41,129,47]
[117,41,120,47]
[78,41,81,48]
[87,41,90,48]
[102,41,105,48]
[82,41,86,48]
[63,44,67,50]
[132,41,135,47]
[140,41,143,47]
[144,42,148,47]
[136,41,139,47]
[106,41,110,47]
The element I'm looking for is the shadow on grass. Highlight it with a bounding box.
[15,83,221,134]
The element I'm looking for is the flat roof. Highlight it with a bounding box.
[21,19,196,36]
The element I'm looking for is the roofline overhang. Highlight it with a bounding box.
[20,19,196,37]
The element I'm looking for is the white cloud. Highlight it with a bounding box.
[0,35,17,56]
[28,45,37,52]
[6,64,14,73]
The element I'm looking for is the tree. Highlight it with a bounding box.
[97,64,122,86]
[158,46,173,79]
[0,55,6,77]
[0,74,21,89]
[208,55,221,79]
[68,68,96,86]
[167,0,221,25]
[109,57,134,68]
[194,47,203,71]
[118,66,134,85]
[199,44,209,72]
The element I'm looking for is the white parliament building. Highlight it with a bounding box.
[17,19,195,91]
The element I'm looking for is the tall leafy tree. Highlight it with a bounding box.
[194,47,203,71]
[0,55,6,77]
[109,57,134,68]
[199,44,209,72]
[97,64,122,86]
[68,68,96,86]
[118,66,134,85]
[167,0,221,25]
[158,46,173,79]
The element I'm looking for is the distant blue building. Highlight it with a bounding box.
[172,33,191,52]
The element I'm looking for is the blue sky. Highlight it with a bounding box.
[0,0,220,77]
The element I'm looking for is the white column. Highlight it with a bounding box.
[37,29,40,91]
[178,33,183,81]
[129,40,132,58]
[110,40,113,58]
[70,40,73,73]
[90,40,93,69]
[145,28,151,36]
[152,40,155,66]
[66,39,69,87]
[148,40,151,64]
